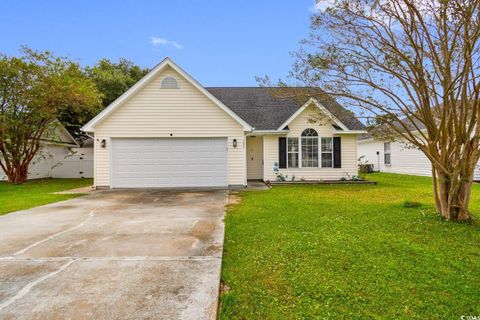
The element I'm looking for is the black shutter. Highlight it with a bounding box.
[333,137,342,168]
[279,137,287,168]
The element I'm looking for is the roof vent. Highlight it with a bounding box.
[161,77,180,89]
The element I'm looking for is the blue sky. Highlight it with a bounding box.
[0,0,317,86]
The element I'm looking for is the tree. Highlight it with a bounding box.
[60,58,149,140]
[273,0,479,221]
[0,47,102,184]
[86,58,149,107]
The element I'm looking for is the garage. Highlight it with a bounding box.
[111,138,228,188]
[82,58,250,188]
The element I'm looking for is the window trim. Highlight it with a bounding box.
[287,137,299,168]
[283,129,339,170]
[301,129,319,168]
[384,142,391,165]
[321,137,333,168]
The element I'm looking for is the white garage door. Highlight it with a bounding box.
[111,138,228,188]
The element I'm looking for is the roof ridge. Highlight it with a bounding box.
[206,86,268,89]
[205,86,323,89]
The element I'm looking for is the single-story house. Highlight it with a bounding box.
[0,121,94,181]
[81,58,366,189]
[358,124,480,180]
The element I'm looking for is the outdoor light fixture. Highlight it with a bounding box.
[233,139,238,148]
[101,139,106,148]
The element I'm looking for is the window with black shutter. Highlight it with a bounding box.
[333,137,342,168]
[321,137,333,168]
[279,137,287,168]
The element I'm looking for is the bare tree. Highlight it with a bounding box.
[272,0,479,221]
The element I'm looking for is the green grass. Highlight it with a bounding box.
[220,173,480,319]
[0,178,93,215]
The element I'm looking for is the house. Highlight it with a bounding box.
[0,121,94,181]
[358,124,480,180]
[81,58,366,189]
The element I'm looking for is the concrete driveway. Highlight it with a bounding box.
[0,189,227,319]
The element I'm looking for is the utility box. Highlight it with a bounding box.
[359,164,374,173]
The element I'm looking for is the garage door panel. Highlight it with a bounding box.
[111,138,228,188]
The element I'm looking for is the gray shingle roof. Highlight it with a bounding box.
[205,87,365,131]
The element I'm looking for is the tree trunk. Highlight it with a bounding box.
[431,167,442,213]
[6,165,29,184]
[435,172,473,222]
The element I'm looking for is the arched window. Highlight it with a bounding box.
[160,77,180,89]
[302,128,318,137]
[301,128,318,167]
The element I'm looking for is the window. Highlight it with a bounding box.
[160,77,180,89]
[301,128,318,167]
[287,138,299,168]
[384,142,391,165]
[321,137,333,168]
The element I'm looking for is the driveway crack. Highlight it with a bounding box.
[12,208,98,256]
[0,259,78,312]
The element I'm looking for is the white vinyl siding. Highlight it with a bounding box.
[263,105,358,181]
[358,138,480,180]
[93,66,245,187]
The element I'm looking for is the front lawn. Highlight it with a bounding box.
[0,178,93,215]
[220,173,480,319]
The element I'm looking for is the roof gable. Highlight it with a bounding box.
[206,87,366,131]
[277,98,349,131]
[82,58,252,132]
[42,120,79,146]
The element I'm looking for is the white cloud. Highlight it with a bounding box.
[309,0,336,13]
[149,36,182,49]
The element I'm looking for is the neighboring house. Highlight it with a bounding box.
[0,122,94,181]
[81,58,366,189]
[358,125,480,180]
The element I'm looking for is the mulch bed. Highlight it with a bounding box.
[269,180,377,185]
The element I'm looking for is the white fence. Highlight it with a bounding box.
[0,145,93,181]
[51,147,93,178]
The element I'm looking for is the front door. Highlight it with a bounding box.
[246,136,263,180]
